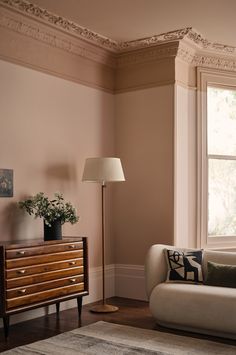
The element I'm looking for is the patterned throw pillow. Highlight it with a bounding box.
[165,249,203,283]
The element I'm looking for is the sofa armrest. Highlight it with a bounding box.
[145,244,171,299]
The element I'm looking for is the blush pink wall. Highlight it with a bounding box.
[0,59,115,267]
[0,58,191,271]
[114,85,175,265]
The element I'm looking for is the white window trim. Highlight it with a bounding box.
[197,67,236,249]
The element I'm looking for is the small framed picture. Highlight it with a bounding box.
[0,169,13,197]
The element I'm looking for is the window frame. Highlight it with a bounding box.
[197,68,236,249]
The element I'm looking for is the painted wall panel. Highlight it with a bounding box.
[114,85,174,265]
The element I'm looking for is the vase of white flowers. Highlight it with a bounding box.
[19,192,79,241]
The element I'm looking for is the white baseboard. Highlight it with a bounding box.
[83,264,116,305]
[0,263,146,327]
[85,263,147,302]
[115,264,147,301]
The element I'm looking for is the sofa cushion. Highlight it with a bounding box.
[202,250,236,280]
[150,283,236,336]
[165,249,203,283]
[205,261,236,288]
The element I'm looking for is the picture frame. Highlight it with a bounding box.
[0,169,13,197]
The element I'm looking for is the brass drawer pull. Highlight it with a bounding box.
[16,251,26,256]
[17,270,26,275]
[69,261,76,266]
[69,244,75,249]
[18,289,26,295]
[69,278,76,283]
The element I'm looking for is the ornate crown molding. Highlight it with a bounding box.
[0,0,119,51]
[117,43,179,68]
[0,8,116,68]
[1,0,236,89]
[194,55,236,71]
[185,29,236,55]
[1,0,236,57]
[116,28,191,52]
[177,43,236,72]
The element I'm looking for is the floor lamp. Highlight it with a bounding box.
[82,157,125,313]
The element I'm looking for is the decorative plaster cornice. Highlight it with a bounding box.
[117,43,179,67]
[186,29,235,54]
[118,41,236,73]
[176,46,195,65]
[194,55,236,71]
[117,28,191,52]
[1,0,236,89]
[0,0,119,51]
[0,9,116,68]
[177,43,236,72]
[1,0,236,57]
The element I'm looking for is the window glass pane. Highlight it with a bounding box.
[207,87,236,155]
[208,158,236,236]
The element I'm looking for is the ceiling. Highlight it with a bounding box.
[31,0,236,47]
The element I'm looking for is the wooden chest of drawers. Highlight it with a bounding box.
[0,237,88,338]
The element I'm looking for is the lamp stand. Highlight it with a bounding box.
[90,183,119,313]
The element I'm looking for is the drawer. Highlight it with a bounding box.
[6,250,83,268]
[6,266,84,289]
[7,275,84,299]
[6,258,83,279]
[6,242,83,259]
[7,283,84,309]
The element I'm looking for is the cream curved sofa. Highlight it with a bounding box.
[145,244,236,339]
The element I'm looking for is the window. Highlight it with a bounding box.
[198,69,236,248]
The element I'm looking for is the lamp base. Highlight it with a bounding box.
[90,304,119,313]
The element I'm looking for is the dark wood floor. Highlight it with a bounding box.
[0,297,235,352]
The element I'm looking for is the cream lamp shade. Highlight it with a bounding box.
[82,157,125,183]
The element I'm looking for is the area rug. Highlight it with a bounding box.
[2,321,236,354]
